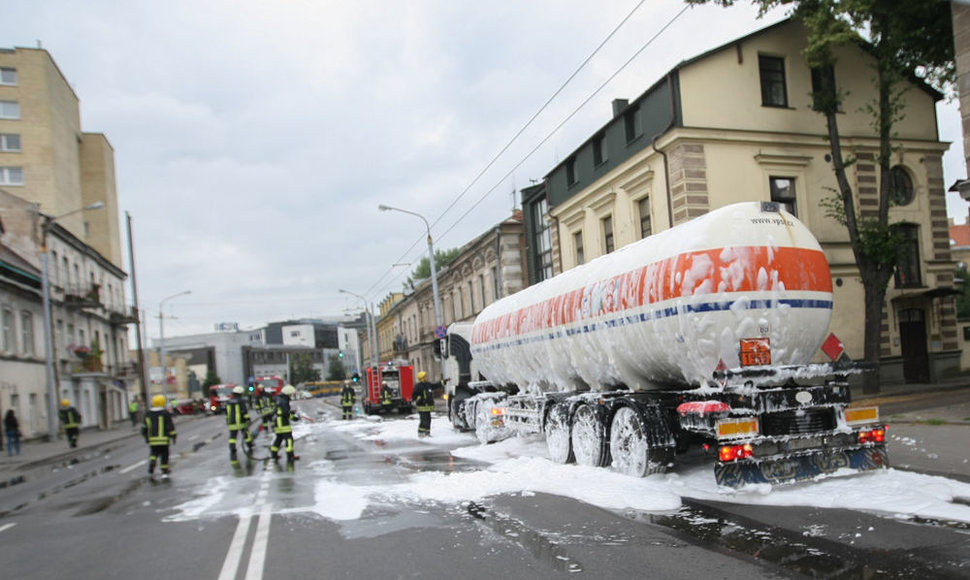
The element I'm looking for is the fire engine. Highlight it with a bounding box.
[207,384,237,414]
[363,363,414,414]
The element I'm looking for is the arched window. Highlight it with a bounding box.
[890,166,915,206]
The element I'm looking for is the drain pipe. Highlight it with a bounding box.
[650,73,678,229]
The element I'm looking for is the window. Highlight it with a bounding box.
[759,55,788,107]
[532,198,554,282]
[0,133,20,151]
[468,281,475,314]
[20,311,34,356]
[491,266,500,302]
[637,197,652,238]
[0,67,16,85]
[894,224,921,288]
[478,274,485,308]
[1,308,13,353]
[0,167,24,185]
[0,101,20,119]
[770,176,797,216]
[574,231,585,265]
[602,216,614,254]
[890,166,915,206]
[810,65,838,111]
[592,133,607,166]
[565,157,577,186]
[624,105,641,143]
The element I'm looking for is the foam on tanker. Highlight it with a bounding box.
[470,202,833,391]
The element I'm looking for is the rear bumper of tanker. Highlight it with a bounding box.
[715,442,889,487]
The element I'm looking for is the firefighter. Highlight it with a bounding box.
[143,394,176,479]
[256,388,274,434]
[58,399,81,448]
[381,381,393,411]
[412,371,435,437]
[226,385,254,462]
[339,382,356,420]
[270,385,300,462]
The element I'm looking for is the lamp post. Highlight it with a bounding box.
[339,289,377,373]
[41,201,105,441]
[378,204,445,381]
[158,290,191,401]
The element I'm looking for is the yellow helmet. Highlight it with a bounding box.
[417,371,427,381]
[152,394,166,407]
[61,399,71,407]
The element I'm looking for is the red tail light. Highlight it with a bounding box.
[718,443,754,462]
[858,426,886,444]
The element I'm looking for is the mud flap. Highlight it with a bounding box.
[714,445,889,488]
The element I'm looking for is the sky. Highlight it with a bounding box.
[1,0,966,341]
[167,415,970,527]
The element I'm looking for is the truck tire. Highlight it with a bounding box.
[571,403,608,467]
[609,404,675,477]
[544,402,573,464]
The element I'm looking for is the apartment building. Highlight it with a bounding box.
[0,47,131,435]
[522,18,956,384]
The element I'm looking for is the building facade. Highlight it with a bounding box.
[523,19,956,384]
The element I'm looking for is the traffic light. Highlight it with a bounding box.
[248,384,255,393]
[338,351,344,358]
[351,373,359,383]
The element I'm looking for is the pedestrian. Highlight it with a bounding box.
[412,371,435,437]
[226,385,254,462]
[381,381,393,411]
[270,385,300,462]
[4,409,21,456]
[128,397,140,428]
[59,399,81,448]
[340,382,356,420]
[142,394,176,479]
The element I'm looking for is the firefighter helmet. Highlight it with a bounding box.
[281,385,297,396]
[61,398,71,407]
[232,385,245,394]
[152,394,166,407]
[417,371,427,381]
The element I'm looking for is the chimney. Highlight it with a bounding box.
[612,98,629,117]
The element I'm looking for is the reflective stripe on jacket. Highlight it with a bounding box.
[59,407,80,429]
[226,398,250,430]
[340,388,355,406]
[273,397,294,434]
[143,409,175,446]
[413,382,435,412]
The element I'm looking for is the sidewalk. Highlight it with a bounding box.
[2,378,969,489]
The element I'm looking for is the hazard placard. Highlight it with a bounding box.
[739,338,771,367]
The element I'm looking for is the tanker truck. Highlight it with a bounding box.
[441,201,887,487]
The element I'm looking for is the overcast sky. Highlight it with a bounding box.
[1,1,966,341]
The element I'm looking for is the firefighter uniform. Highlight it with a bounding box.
[270,385,300,462]
[257,391,274,434]
[412,372,435,437]
[59,400,81,448]
[226,386,254,461]
[143,395,176,478]
[381,382,393,410]
[340,384,356,420]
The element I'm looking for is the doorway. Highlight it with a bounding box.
[898,308,930,383]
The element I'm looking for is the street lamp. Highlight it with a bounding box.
[158,290,191,401]
[339,289,378,374]
[378,204,445,381]
[41,201,105,441]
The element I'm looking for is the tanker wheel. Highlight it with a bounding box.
[571,403,607,467]
[609,405,674,477]
[544,403,573,464]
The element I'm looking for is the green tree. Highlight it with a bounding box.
[326,355,347,381]
[689,0,954,392]
[406,247,461,290]
[202,367,221,398]
[290,352,321,385]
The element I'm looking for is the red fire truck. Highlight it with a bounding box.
[208,384,237,414]
[254,376,285,396]
[363,363,414,414]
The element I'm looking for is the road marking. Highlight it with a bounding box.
[218,512,252,580]
[120,459,147,474]
[245,504,272,580]
[0,523,16,533]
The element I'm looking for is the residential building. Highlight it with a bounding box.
[522,19,955,384]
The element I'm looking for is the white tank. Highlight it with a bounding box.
[470,202,833,391]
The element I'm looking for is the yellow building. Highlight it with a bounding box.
[522,19,956,384]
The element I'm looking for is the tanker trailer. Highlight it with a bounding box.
[444,201,887,487]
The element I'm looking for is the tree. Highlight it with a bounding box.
[689,0,954,392]
[405,247,461,290]
[290,352,321,385]
[326,355,347,381]
[201,367,221,398]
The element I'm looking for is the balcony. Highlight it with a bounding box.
[62,283,101,310]
[393,334,409,355]
[109,305,140,326]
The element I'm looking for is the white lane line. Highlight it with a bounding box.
[120,459,147,474]
[0,523,17,533]
[218,513,253,580]
[245,503,272,580]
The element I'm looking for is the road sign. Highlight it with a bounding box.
[435,325,447,339]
